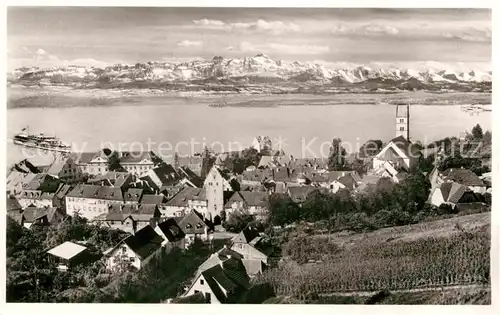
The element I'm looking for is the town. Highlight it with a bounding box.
[5,104,492,304]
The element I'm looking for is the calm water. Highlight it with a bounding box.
[7,102,492,166]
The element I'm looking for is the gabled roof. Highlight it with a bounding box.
[230,191,269,207]
[142,164,180,186]
[440,182,469,204]
[22,207,51,223]
[124,188,143,203]
[55,183,72,200]
[46,157,68,176]
[66,184,124,201]
[119,151,156,164]
[442,168,485,187]
[155,218,186,242]
[388,135,421,157]
[199,258,250,302]
[241,169,273,182]
[287,186,316,203]
[6,195,22,212]
[177,166,203,187]
[178,210,211,235]
[165,187,206,207]
[337,174,357,191]
[273,167,290,182]
[232,226,260,244]
[258,156,274,168]
[195,246,244,277]
[121,225,163,260]
[141,194,166,205]
[70,151,103,165]
[23,173,58,191]
[88,172,131,187]
[47,241,87,260]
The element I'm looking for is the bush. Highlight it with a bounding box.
[437,203,458,215]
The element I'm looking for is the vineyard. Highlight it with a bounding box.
[255,228,490,298]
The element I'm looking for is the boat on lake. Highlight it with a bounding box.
[12,126,71,153]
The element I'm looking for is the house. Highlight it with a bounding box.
[176,154,204,177]
[178,210,213,247]
[195,246,244,278]
[287,186,316,203]
[17,190,56,209]
[162,187,207,218]
[65,184,126,220]
[16,173,61,208]
[240,169,273,186]
[46,156,83,183]
[230,226,268,275]
[53,183,72,210]
[252,136,272,153]
[8,206,62,228]
[154,218,186,251]
[47,241,92,271]
[104,225,163,271]
[140,164,181,191]
[70,150,110,176]
[224,191,269,221]
[441,168,487,194]
[183,257,250,304]
[119,151,158,176]
[372,135,421,172]
[204,166,235,221]
[10,158,40,174]
[429,182,480,208]
[6,170,37,195]
[87,171,133,189]
[92,203,161,233]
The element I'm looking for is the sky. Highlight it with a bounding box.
[7,7,492,71]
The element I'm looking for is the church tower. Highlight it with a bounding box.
[396,104,410,140]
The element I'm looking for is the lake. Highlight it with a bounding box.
[6,100,492,167]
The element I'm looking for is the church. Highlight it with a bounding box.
[372,104,421,180]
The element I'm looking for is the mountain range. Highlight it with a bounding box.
[8,54,492,94]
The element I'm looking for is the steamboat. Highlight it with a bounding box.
[12,126,71,153]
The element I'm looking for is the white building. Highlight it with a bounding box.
[65,184,127,220]
[104,225,163,271]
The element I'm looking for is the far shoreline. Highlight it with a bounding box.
[7,85,493,109]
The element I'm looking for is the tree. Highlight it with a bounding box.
[328,138,347,171]
[223,211,255,233]
[483,131,492,145]
[471,124,483,140]
[174,152,180,169]
[268,194,301,226]
[105,150,125,172]
[358,139,383,158]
